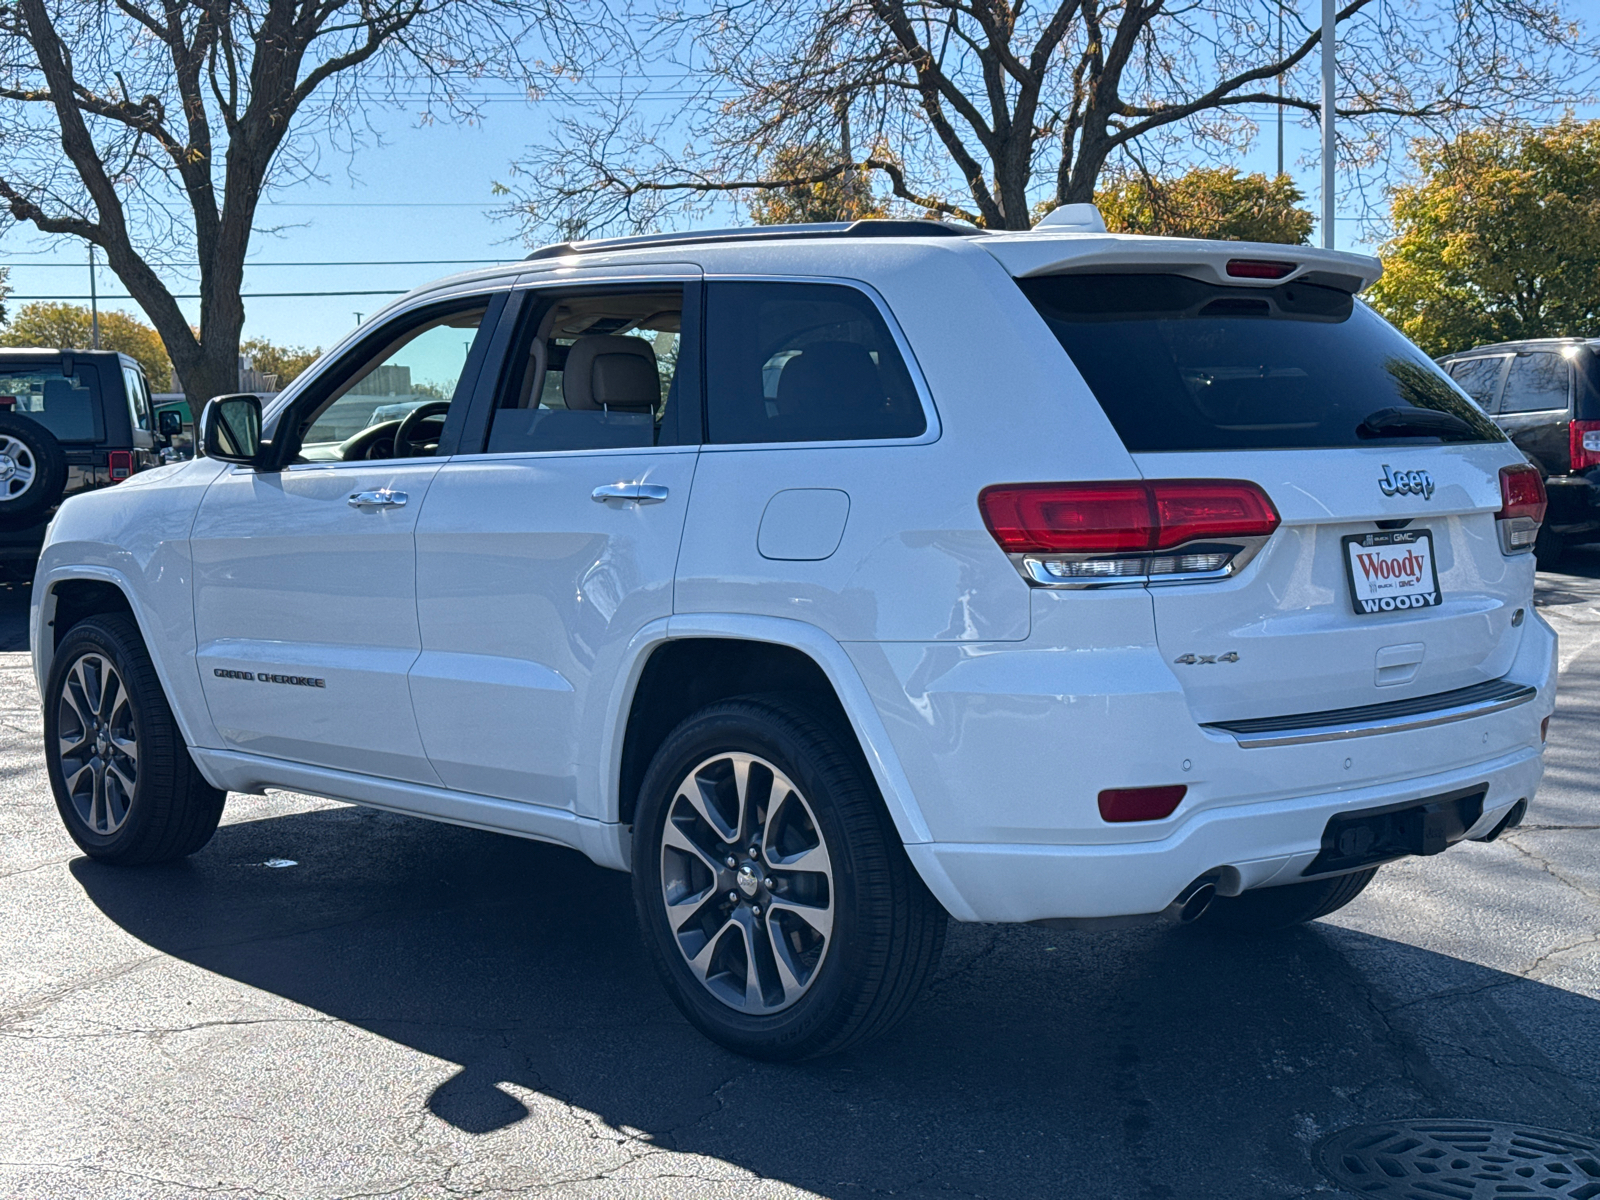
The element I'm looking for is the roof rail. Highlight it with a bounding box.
[525,218,984,261]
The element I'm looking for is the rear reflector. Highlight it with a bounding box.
[1570,420,1600,471]
[1225,258,1296,279]
[108,450,134,482]
[1098,785,1187,823]
[979,480,1280,555]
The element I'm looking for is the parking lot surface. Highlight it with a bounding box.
[1,566,1597,1199]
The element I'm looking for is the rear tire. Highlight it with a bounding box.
[1533,525,1565,572]
[632,695,946,1060]
[44,615,225,863]
[1196,868,1378,934]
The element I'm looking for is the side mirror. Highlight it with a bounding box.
[156,408,184,438]
[200,394,264,464]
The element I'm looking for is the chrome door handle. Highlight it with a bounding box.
[591,483,670,505]
[348,488,407,509]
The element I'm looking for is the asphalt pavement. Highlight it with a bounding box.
[0,562,1597,1199]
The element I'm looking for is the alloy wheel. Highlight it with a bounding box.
[0,434,37,501]
[659,752,835,1013]
[56,652,139,835]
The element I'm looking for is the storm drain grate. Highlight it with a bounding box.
[1318,1119,1600,1199]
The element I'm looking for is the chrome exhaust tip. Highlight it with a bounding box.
[1475,797,1529,843]
[1165,879,1217,924]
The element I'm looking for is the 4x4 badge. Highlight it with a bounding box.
[1173,652,1239,665]
[1378,465,1434,500]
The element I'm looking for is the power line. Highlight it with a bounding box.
[7,289,408,300]
[9,258,511,268]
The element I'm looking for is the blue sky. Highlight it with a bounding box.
[0,82,1575,357]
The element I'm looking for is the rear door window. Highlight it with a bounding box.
[1018,274,1503,451]
[1445,356,1509,412]
[1499,352,1571,414]
[704,281,926,444]
[485,287,690,453]
[0,363,104,442]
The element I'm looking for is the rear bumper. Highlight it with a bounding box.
[908,746,1544,922]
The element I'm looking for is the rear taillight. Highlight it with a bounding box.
[1570,420,1600,471]
[1497,463,1546,554]
[107,450,134,482]
[979,480,1280,585]
[1098,785,1187,823]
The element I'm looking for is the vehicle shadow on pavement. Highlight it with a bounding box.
[68,803,1600,1199]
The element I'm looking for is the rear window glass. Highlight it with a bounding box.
[1499,352,1571,414]
[705,281,926,444]
[1445,356,1507,411]
[0,363,103,442]
[1018,274,1504,451]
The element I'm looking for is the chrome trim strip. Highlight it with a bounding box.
[1011,535,1270,590]
[1206,681,1538,749]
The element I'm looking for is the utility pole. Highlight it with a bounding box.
[87,244,101,348]
[1321,0,1336,249]
[1276,0,1285,178]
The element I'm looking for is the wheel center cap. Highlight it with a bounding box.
[0,455,16,482]
[735,863,760,898]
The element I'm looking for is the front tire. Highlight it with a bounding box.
[632,696,946,1060]
[1197,868,1378,933]
[44,615,225,863]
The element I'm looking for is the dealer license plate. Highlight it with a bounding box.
[1342,530,1442,615]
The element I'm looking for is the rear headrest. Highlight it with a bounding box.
[774,341,883,416]
[42,378,74,404]
[563,336,659,413]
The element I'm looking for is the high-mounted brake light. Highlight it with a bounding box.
[1496,463,1546,555]
[1225,259,1296,280]
[107,450,134,482]
[1570,420,1600,472]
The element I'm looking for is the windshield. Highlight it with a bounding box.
[1018,274,1504,452]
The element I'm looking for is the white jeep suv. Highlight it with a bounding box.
[32,215,1556,1060]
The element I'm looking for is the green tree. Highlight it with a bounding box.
[1090,168,1314,244]
[0,301,173,389]
[1368,119,1600,358]
[240,337,322,389]
[747,143,889,225]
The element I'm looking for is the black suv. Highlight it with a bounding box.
[0,348,185,580]
[1437,337,1600,569]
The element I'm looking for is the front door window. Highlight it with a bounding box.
[294,305,488,462]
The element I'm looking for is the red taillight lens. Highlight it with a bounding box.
[979,480,1280,555]
[108,450,134,481]
[1498,463,1547,524]
[1225,258,1296,279]
[1098,785,1187,823]
[1570,420,1600,471]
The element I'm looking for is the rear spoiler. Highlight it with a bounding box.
[980,233,1382,294]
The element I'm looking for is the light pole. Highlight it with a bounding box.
[87,245,101,349]
[1321,0,1336,249]
[1276,0,1285,178]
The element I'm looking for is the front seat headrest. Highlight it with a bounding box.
[563,336,659,413]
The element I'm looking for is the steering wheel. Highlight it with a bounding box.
[394,401,452,458]
[337,419,403,461]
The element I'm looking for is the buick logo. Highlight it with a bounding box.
[1378,465,1434,500]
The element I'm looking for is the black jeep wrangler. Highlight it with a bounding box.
[0,348,185,580]
[1437,337,1600,570]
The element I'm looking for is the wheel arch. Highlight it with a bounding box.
[34,567,212,753]
[607,615,933,852]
